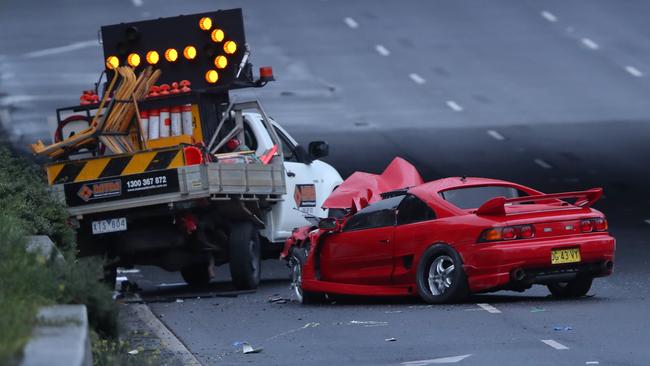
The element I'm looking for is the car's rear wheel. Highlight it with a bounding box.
[416,244,468,304]
[547,277,593,298]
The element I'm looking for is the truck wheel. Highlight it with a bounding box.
[103,266,117,291]
[181,263,212,286]
[229,222,261,290]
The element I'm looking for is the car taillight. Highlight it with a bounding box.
[594,218,608,231]
[479,224,535,243]
[502,227,517,240]
[580,219,594,233]
[519,224,535,239]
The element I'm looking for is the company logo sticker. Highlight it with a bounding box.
[77,179,122,202]
[294,184,316,208]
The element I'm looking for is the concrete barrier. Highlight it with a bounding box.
[20,305,92,366]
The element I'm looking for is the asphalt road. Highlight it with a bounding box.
[2,0,650,365]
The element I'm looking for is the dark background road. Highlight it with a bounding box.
[2,0,650,365]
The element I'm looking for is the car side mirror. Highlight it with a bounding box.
[318,217,339,231]
[308,141,329,160]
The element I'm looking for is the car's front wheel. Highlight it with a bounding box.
[289,250,324,304]
[547,277,593,298]
[416,244,469,304]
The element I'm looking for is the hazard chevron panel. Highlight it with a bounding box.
[46,147,185,185]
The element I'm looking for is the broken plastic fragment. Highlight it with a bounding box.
[241,342,263,354]
[553,326,573,331]
[385,337,397,342]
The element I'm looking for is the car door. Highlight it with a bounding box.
[320,196,404,285]
[393,194,438,284]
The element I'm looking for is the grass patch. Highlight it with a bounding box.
[0,147,118,364]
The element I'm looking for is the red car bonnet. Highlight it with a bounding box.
[322,157,424,212]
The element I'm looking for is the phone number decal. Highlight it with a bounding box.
[125,175,168,192]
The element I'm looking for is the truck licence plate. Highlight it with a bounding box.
[92,218,127,234]
[551,248,581,264]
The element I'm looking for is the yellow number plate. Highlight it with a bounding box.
[551,248,581,264]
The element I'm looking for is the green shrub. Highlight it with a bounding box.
[0,147,117,363]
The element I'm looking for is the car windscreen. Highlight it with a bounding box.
[440,185,522,209]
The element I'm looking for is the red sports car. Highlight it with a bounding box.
[281,158,615,304]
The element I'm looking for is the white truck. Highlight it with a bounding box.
[38,9,343,289]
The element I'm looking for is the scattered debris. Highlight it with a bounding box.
[384,310,403,314]
[268,294,289,304]
[385,337,397,342]
[303,322,320,328]
[127,349,139,355]
[347,320,388,327]
[241,342,263,354]
[554,326,573,331]
[176,299,184,303]
[530,307,545,313]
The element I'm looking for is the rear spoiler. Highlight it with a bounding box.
[476,188,603,216]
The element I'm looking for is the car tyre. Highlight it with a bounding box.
[547,277,593,298]
[289,249,325,304]
[229,221,261,290]
[181,263,212,286]
[416,244,469,304]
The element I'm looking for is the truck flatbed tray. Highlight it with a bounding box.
[53,162,286,216]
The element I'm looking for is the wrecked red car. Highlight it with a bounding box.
[281,158,615,304]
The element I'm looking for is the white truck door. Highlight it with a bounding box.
[271,125,322,240]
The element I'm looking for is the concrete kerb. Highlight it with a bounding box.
[20,305,92,366]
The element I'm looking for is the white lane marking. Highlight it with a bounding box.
[541,11,558,22]
[131,0,143,6]
[534,158,553,169]
[23,40,99,58]
[375,44,391,56]
[117,268,140,274]
[401,354,472,365]
[476,303,501,313]
[541,339,569,350]
[409,73,426,84]
[446,100,463,112]
[581,38,599,50]
[344,17,359,29]
[625,66,644,77]
[158,282,188,287]
[487,130,505,141]
[586,362,600,365]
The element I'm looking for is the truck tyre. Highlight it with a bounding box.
[181,263,212,286]
[229,222,261,290]
[103,266,117,291]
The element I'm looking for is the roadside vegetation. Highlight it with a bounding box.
[0,146,154,365]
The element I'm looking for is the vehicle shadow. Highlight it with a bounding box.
[137,278,290,302]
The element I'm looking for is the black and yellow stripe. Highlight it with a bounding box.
[47,147,185,185]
